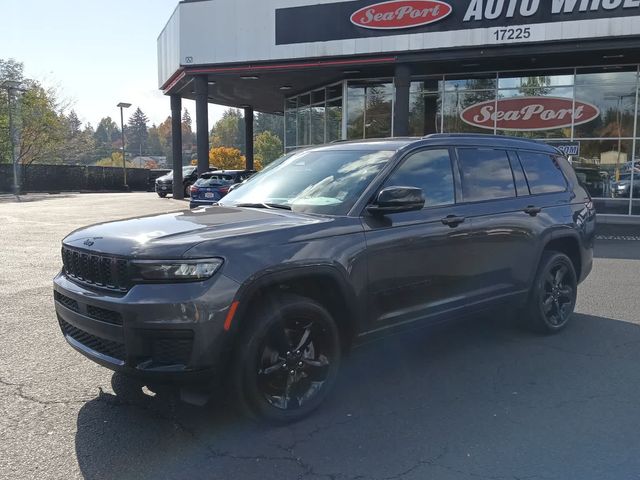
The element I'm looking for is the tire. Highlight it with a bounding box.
[522,251,578,334]
[231,294,341,424]
[157,192,167,198]
[184,184,192,198]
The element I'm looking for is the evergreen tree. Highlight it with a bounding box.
[127,107,149,156]
[93,117,120,159]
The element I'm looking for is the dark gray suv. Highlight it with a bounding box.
[54,135,595,422]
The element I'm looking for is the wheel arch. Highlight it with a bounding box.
[230,264,361,353]
[540,231,582,280]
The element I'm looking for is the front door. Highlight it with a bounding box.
[362,147,475,332]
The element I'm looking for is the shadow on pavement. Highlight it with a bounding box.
[75,313,640,480]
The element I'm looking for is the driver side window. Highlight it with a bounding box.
[384,149,455,208]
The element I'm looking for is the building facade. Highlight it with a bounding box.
[159,0,640,214]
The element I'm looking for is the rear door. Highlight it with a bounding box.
[454,147,538,298]
[363,147,476,331]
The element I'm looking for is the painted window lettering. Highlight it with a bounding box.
[460,97,600,131]
[351,0,453,30]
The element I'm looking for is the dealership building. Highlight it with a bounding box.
[158,0,640,215]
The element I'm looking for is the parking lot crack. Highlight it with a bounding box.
[0,375,92,406]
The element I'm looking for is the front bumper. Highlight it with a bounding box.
[53,271,241,384]
[155,183,172,194]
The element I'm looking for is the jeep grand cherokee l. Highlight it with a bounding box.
[54,135,595,423]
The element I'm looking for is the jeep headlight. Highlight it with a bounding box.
[132,258,223,282]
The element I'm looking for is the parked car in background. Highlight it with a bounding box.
[574,167,608,198]
[612,173,640,198]
[189,170,256,208]
[147,169,171,192]
[54,135,595,423]
[155,166,199,198]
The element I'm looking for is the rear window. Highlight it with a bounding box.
[457,148,516,202]
[195,177,234,187]
[518,152,568,194]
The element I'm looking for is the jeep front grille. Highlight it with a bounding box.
[61,246,131,292]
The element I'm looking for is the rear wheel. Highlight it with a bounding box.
[522,251,577,334]
[184,183,192,198]
[231,294,341,423]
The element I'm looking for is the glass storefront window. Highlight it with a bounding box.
[574,85,637,139]
[498,71,574,89]
[443,89,495,134]
[297,106,310,147]
[285,83,343,148]
[326,98,342,143]
[445,75,496,91]
[285,110,297,148]
[311,106,325,145]
[575,68,638,86]
[346,81,393,139]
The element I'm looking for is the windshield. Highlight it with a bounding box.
[220,149,395,215]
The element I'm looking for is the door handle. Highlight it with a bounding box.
[524,206,542,216]
[441,215,466,227]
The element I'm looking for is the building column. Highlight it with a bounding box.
[170,94,184,200]
[195,75,210,175]
[393,64,411,137]
[244,106,254,170]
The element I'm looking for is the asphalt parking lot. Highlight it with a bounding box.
[1,192,640,480]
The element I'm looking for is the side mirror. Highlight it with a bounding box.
[367,186,425,215]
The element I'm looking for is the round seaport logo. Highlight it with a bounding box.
[460,96,600,131]
[350,0,453,30]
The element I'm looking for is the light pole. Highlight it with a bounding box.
[1,80,25,195]
[117,102,132,190]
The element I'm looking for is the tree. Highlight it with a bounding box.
[255,112,284,144]
[62,111,95,164]
[157,116,173,161]
[93,117,120,159]
[0,59,26,164]
[147,124,163,156]
[127,107,149,156]
[210,109,244,152]
[254,131,283,166]
[182,109,195,148]
[209,146,263,170]
[16,82,67,166]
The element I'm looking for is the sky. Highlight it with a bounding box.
[1,0,226,130]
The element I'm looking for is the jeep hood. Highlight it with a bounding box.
[63,206,327,258]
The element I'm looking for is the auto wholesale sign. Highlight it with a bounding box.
[460,97,600,131]
[275,0,640,45]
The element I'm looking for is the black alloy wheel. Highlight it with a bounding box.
[541,262,575,328]
[524,251,577,333]
[232,294,341,423]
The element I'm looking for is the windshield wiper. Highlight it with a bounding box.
[235,202,292,211]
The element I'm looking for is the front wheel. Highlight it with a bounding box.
[231,294,341,423]
[157,192,167,198]
[184,184,193,198]
[522,251,577,334]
